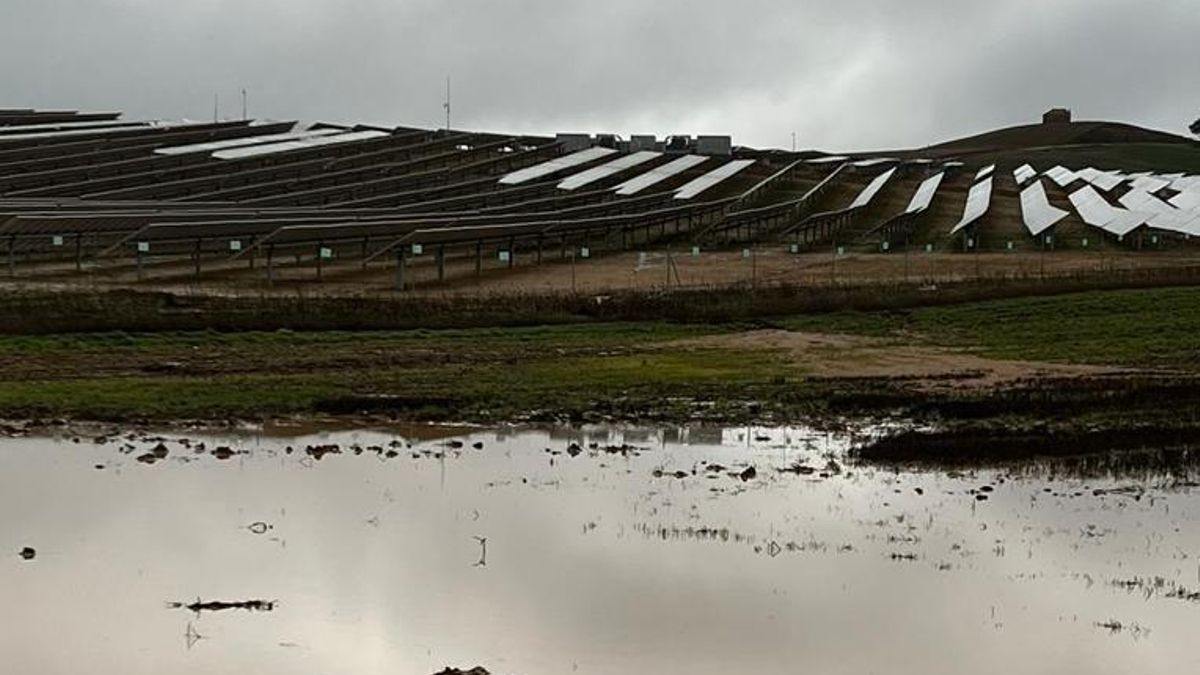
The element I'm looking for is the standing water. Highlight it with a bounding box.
[2,425,1199,674]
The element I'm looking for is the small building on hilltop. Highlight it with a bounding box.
[1043,108,1072,125]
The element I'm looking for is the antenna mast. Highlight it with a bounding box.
[443,76,451,130]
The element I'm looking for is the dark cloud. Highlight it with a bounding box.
[2,0,1197,151]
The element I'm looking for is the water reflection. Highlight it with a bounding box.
[2,424,1200,674]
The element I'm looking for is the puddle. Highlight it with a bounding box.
[2,425,1200,674]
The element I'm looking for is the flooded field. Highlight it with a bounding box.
[3,424,1200,674]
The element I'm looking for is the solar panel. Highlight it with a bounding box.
[1077,168,1124,192]
[498,147,617,185]
[1170,175,1200,192]
[1129,175,1171,194]
[1119,188,1198,233]
[612,155,707,196]
[1068,185,1149,236]
[556,151,662,191]
[1169,190,1200,210]
[211,130,390,160]
[1019,180,1069,236]
[673,159,755,200]
[950,177,992,234]
[0,120,142,135]
[0,120,197,142]
[974,164,995,181]
[849,168,896,209]
[904,172,945,214]
[852,158,895,168]
[1013,164,1037,185]
[153,128,339,156]
[1043,165,1079,187]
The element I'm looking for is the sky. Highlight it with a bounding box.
[2,0,1198,152]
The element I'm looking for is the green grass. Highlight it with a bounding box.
[781,286,1200,369]
[0,321,719,355]
[0,375,344,419]
[4,285,1200,422]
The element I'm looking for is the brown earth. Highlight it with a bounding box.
[665,329,1127,391]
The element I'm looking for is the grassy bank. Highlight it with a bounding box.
[6,263,1200,334]
[1,285,1199,439]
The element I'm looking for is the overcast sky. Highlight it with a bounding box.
[3,0,1198,151]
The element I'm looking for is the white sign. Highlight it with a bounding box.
[1081,238,1089,248]
[319,247,333,259]
[966,238,975,249]
[137,241,150,253]
[836,246,845,256]
[881,241,890,251]
[691,246,700,258]
[925,243,933,253]
[1006,241,1014,251]
[498,250,511,263]
[229,240,242,252]
[51,235,64,247]
[411,243,423,255]
[742,248,751,259]
[789,243,799,254]
[580,247,590,259]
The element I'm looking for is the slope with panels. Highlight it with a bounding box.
[1019,180,1070,236]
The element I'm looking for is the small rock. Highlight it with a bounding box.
[738,466,757,481]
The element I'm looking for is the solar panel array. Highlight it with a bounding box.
[849,167,897,209]
[904,172,945,215]
[1019,180,1069,236]
[951,177,993,234]
[673,160,755,200]
[3,106,1200,289]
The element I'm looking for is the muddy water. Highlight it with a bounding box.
[2,425,1199,675]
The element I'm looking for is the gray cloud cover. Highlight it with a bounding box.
[2,0,1197,151]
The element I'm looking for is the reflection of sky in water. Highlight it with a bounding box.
[2,425,1199,674]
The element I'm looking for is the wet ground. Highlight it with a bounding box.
[2,424,1199,674]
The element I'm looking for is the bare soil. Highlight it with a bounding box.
[667,329,1126,391]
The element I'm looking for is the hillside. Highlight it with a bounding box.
[919,121,1196,157]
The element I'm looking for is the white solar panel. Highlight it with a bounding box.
[904,172,945,214]
[1019,180,1069,236]
[950,178,993,234]
[849,168,896,209]
[154,128,336,156]
[1118,188,1176,215]
[498,147,617,185]
[0,120,195,141]
[673,159,755,200]
[211,130,389,160]
[1043,165,1079,187]
[1169,190,1200,210]
[852,157,895,168]
[1130,175,1171,194]
[1068,186,1150,236]
[975,164,996,181]
[612,155,707,196]
[556,151,662,191]
[1013,164,1037,185]
[1082,168,1124,192]
[1170,176,1200,192]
